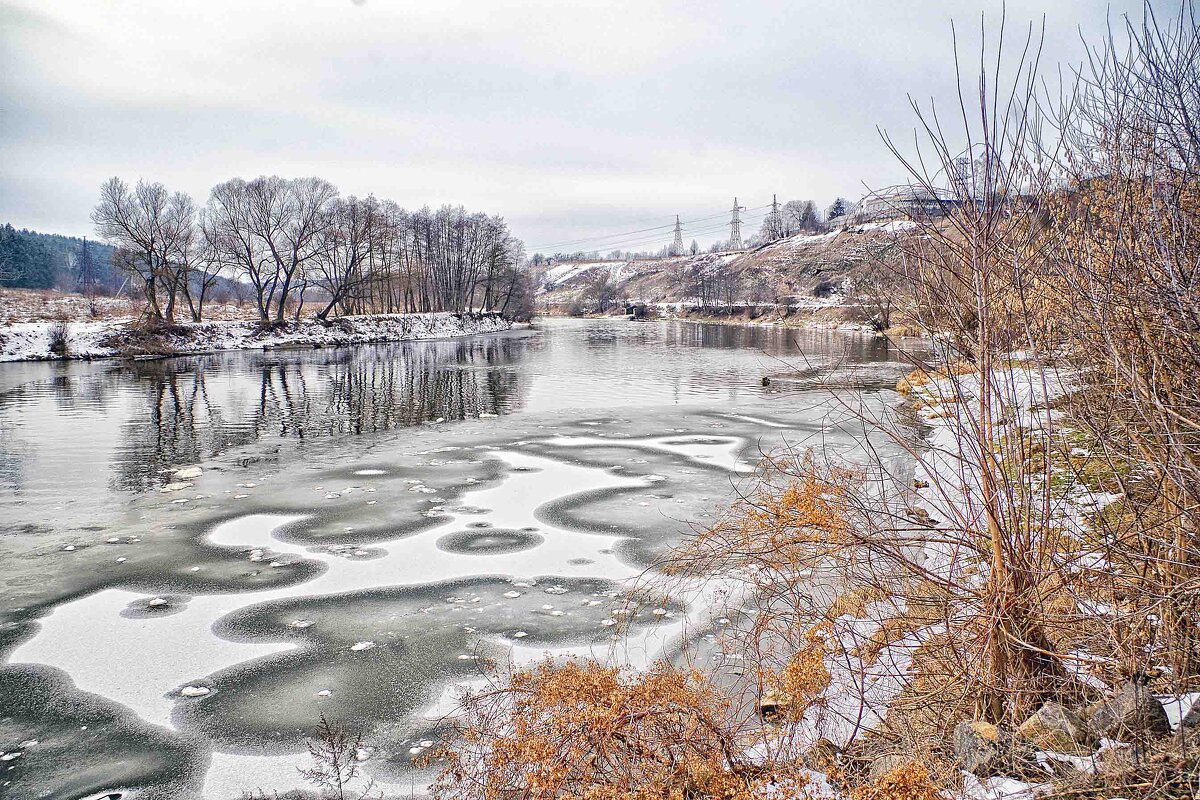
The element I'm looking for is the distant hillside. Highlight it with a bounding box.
[0,224,121,292]
[533,221,913,314]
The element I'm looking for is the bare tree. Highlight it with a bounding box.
[91,177,198,325]
[313,195,377,320]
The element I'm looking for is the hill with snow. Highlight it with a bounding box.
[533,222,915,314]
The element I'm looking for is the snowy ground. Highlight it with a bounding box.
[0,312,513,362]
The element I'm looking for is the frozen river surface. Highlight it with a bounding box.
[0,318,923,799]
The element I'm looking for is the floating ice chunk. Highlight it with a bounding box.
[512,631,528,638]
[317,689,332,697]
[503,591,522,599]
[289,619,314,629]
[601,619,618,627]
[350,641,375,651]
[174,466,202,480]
[179,685,210,697]
[544,586,569,595]
[148,598,168,608]
[652,608,668,616]
[355,469,386,476]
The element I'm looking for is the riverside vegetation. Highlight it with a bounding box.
[389,7,1199,800]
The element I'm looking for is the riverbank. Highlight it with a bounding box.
[540,301,884,333]
[0,312,514,362]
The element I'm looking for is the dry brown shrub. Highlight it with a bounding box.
[429,659,815,800]
[848,761,942,800]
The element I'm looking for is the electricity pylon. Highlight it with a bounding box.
[729,198,745,249]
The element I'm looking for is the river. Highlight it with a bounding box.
[0,318,925,800]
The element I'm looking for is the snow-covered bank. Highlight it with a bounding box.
[0,312,514,362]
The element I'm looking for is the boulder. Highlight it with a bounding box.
[1181,697,1200,729]
[758,687,790,723]
[1016,702,1097,755]
[1087,682,1172,741]
[953,720,1037,778]
[867,753,911,783]
[953,721,1005,776]
[803,738,842,772]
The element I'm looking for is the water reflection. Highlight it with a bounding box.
[0,320,923,508]
[0,334,531,500]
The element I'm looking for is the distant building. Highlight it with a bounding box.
[858,185,958,220]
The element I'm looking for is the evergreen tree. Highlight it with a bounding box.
[0,224,55,289]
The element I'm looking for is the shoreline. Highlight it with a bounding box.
[0,312,516,363]
[536,307,897,336]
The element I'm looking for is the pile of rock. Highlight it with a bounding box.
[949,683,1197,780]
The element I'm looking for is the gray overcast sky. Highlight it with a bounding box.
[1,0,1150,251]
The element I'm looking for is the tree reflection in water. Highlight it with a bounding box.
[111,337,528,492]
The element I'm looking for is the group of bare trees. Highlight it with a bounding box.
[92,175,531,326]
[757,199,825,244]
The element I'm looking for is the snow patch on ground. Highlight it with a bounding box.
[0,312,513,362]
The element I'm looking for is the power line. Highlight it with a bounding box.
[528,204,771,252]
[548,210,770,255]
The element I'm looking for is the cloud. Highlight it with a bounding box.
[0,0,1148,245]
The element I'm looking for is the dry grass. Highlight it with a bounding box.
[0,286,254,324]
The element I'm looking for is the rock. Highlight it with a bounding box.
[954,720,1005,776]
[1087,682,1172,741]
[758,688,790,723]
[867,752,909,782]
[802,738,841,772]
[1182,697,1200,728]
[953,720,1037,778]
[1017,702,1096,755]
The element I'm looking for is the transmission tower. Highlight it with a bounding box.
[767,193,783,241]
[729,197,745,250]
[671,215,684,255]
